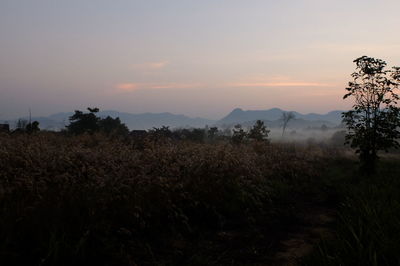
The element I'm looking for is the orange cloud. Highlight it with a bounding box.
[149,83,202,89]
[148,61,169,69]
[131,61,169,71]
[115,83,139,92]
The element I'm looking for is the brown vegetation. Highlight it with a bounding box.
[0,132,338,265]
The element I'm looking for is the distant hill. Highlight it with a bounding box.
[234,118,337,129]
[1,108,344,131]
[2,111,216,130]
[217,108,343,127]
[96,111,215,130]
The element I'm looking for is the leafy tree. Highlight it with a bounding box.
[98,116,129,136]
[67,107,100,134]
[248,120,270,142]
[343,56,400,171]
[66,107,129,136]
[231,124,247,144]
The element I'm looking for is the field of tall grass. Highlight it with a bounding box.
[0,132,399,265]
[303,160,400,266]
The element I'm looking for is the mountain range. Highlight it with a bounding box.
[1,108,344,130]
[218,108,342,125]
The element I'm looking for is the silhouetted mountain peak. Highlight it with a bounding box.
[218,107,343,126]
[231,108,244,113]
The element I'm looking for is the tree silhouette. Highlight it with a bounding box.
[231,124,247,144]
[172,128,206,142]
[149,126,173,139]
[281,111,295,137]
[98,116,129,136]
[26,121,40,133]
[67,108,100,134]
[207,127,219,141]
[248,120,270,142]
[343,56,400,171]
[67,107,129,135]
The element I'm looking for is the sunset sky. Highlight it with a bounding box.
[1,0,400,119]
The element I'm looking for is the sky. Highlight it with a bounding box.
[1,0,400,119]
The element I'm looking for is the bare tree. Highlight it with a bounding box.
[281,111,295,137]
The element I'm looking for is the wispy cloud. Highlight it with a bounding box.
[149,83,202,89]
[232,82,332,87]
[131,61,169,71]
[114,82,201,93]
[115,83,139,92]
[114,78,332,94]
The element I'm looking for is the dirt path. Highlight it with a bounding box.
[272,206,336,266]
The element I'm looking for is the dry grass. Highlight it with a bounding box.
[0,132,335,265]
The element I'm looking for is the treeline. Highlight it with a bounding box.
[0,119,40,134]
[0,107,350,146]
[65,107,271,144]
[1,107,272,144]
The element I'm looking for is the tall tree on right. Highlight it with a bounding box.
[343,56,400,171]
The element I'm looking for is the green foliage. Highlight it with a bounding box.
[343,56,400,171]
